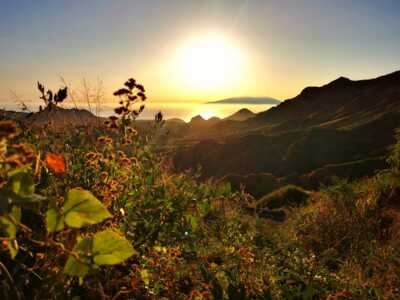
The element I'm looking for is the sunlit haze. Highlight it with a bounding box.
[1,0,400,119]
[174,34,246,93]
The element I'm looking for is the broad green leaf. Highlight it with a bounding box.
[63,236,92,277]
[0,168,44,210]
[64,231,135,277]
[46,199,64,233]
[92,230,136,265]
[0,206,21,237]
[8,170,34,198]
[0,206,21,258]
[63,188,111,228]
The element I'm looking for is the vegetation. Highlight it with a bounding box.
[1,79,400,299]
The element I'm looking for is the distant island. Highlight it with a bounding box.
[206,96,280,105]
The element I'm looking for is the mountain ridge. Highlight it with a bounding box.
[173,69,400,196]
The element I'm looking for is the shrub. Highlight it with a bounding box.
[0,80,264,299]
[257,184,310,210]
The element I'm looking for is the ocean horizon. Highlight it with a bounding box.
[1,101,277,122]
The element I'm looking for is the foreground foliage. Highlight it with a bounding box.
[1,80,400,299]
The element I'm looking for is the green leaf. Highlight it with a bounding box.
[0,206,21,236]
[8,170,34,198]
[0,168,44,210]
[64,231,135,277]
[0,206,21,258]
[145,175,154,186]
[63,236,92,277]
[63,188,111,228]
[184,214,198,230]
[46,199,64,233]
[92,230,136,265]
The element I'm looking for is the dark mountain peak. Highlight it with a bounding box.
[254,69,400,126]
[326,76,352,87]
[299,86,319,97]
[225,108,255,121]
[190,115,205,123]
[237,108,253,114]
[334,76,351,83]
[299,77,352,98]
[166,117,185,124]
[208,116,221,122]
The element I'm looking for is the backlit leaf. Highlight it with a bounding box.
[46,199,64,233]
[63,188,111,228]
[92,230,136,265]
[8,169,34,198]
[0,206,21,258]
[63,236,92,277]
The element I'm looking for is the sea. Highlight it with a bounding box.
[1,101,276,122]
[100,102,276,122]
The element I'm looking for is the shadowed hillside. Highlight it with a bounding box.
[173,70,400,196]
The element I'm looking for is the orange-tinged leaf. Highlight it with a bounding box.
[45,153,66,175]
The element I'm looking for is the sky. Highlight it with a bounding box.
[1,0,400,111]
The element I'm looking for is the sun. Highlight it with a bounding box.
[199,110,215,120]
[175,34,245,91]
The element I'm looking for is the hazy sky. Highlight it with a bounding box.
[1,0,400,108]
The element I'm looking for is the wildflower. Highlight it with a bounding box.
[99,171,108,181]
[2,240,8,249]
[119,158,129,166]
[126,127,138,136]
[136,84,145,92]
[5,154,24,168]
[113,88,130,96]
[128,95,138,101]
[85,152,97,160]
[13,143,35,160]
[129,156,139,164]
[97,136,107,143]
[109,123,118,130]
[45,153,66,175]
[124,78,136,89]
